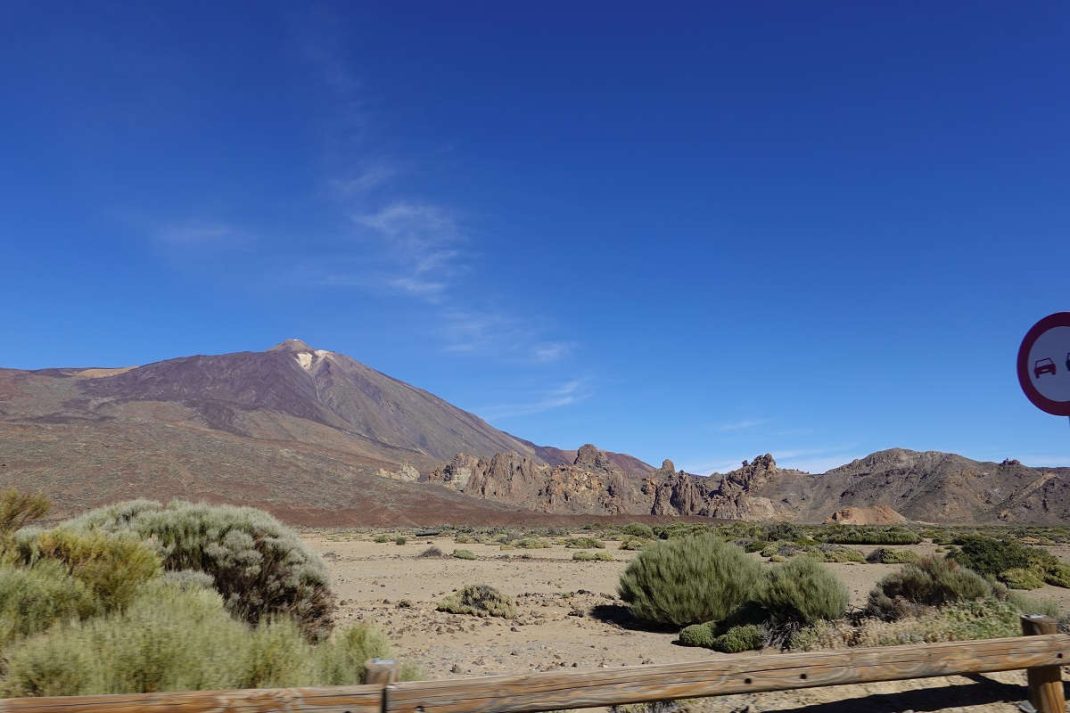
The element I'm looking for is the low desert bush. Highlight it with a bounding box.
[0,580,404,697]
[564,537,605,549]
[0,490,50,538]
[0,561,100,646]
[999,567,1045,590]
[394,536,407,546]
[866,548,920,564]
[619,538,647,551]
[947,535,1032,577]
[514,538,551,549]
[815,545,865,563]
[711,624,766,653]
[452,549,476,560]
[437,584,515,618]
[14,529,160,611]
[418,546,444,558]
[373,534,391,543]
[866,557,995,620]
[621,523,655,540]
[791,599,1022,651]
[618,535,762,627]
[818,526,921,545]
[573,551,613,562]
[69,501,334,639]
[1045,563,1070,588]
[758,557,848,624]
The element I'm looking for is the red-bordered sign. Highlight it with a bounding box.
[1017,312,1070,416]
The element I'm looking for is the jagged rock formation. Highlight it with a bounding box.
[426,448,800,519]
[428,447,1070,524]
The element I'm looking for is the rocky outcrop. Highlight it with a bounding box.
[425,447,797,519]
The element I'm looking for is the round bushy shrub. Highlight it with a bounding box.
[14,529,160,611]
[68,500,334,639]
[621,523,655,540]
[1000,567,1045,590]
[437,584,515,618]
[867,556,995,621]
[0,580,403,697]
[866,548,921,564]
[1045,563,1070,589]
[758,557,848,624]
[617,534,762,627]
[711,624,766,653]
[948,535,1032,577]
[452,549,476,560]
[0,561,100,646]
[678,622,716,648]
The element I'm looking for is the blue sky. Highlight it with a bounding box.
[2,2,1069,472]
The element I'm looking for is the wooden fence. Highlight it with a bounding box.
[0,615,1065,713]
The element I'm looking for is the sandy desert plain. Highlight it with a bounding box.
[300,528,1070,713]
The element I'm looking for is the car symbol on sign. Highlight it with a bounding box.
[1034,357,1057,378]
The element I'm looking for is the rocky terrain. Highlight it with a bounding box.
[2,339,1069,524]
[426,446,1070,524]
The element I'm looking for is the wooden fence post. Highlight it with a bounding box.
[1021,615,1066,713]
[366,658,400,685]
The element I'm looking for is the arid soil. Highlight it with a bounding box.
[303,532,1070,712]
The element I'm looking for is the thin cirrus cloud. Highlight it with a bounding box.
[714,418,769,433]
[478,379,592,421]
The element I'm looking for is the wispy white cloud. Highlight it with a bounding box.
[438,311,572,363]
[156,221,248,248]
[479,379,592,420]
[715,418,769,433]
[330,162,401,195]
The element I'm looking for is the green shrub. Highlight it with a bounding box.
[394,536,407,545]
[948,535,1032,577]
[791,598,1022,651]
[866,548,920,564]
[514,538,551,549]
[0,561,100,646]
[453,534,473,544]
[69,501,334,639]
[619,538,647,551]
[742,539,769,554]
[711,624,766,653]
[373,534,390,543]
[819,526,921,545]
[314,623,393,685]
[867,557,995,621]
[759,557,847,624]
[15,529,160,611]
[573,551,613,562]
[1000,567,1045,590]
[452,549,476,560]
[816,545,865,563]
[764,523,803,542]
[678,621,716,648]
[622,524,655,540]
[438,584,515,618]
[1044,563,1070,589]
[0,581,402,697]
[618,535,762,627]
[565,537,605,549]
[0,490,50,537]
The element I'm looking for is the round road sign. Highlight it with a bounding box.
[1018,312,1070,416]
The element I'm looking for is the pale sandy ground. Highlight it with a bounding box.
[303,533,1070,712]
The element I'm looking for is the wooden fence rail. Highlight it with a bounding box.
[0,616,1066,713]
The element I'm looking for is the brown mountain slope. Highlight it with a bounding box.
[0,341,649,522]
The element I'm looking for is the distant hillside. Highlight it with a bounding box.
[0,340,649,522]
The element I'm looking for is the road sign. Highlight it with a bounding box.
[1017,312,1070,416]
